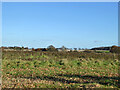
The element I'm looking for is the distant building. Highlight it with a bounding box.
[56,48,71,52]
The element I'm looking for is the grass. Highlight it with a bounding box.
[95,50,110,53]
[2,51,119,88]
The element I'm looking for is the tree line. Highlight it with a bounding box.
[1,45,120,53]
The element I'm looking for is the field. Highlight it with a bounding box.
[2,51,119,88]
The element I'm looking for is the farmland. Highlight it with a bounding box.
[2,51,119,88]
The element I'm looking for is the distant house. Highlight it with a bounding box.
[56,48,71,52]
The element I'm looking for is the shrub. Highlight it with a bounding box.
[110,45,120,53]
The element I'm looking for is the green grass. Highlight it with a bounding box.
[2,51,119,88]
[95,50,110,53]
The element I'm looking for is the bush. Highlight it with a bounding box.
[110,45,120,53]
[47,45,58,52]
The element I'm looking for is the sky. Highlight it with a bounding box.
[2,2,118,49]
